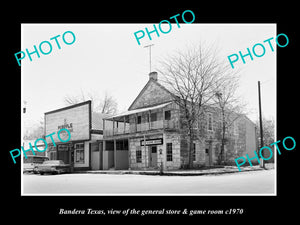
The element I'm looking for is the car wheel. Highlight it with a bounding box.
[40,172,44,175]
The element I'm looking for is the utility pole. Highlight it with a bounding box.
[144,44,154,73]
[258,81,265,169]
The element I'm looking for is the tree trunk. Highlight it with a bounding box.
[218,112,226,164]
[188,133,194,169]
[219,139,225,164]
[220,125,226,163]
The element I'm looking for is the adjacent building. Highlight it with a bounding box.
[44,100,106,171]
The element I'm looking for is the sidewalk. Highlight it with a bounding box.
[84,164,274,176]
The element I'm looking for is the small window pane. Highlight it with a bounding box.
[165,110,171,120]
[136,146,142,163]
[166,143,172,161]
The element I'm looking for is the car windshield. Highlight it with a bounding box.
[43,160,62,165]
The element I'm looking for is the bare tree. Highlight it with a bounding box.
[23,117,44,140]
[63,89,118,114]
[158,44,233,168]
[64,89,92,105]
[96,92,118,114]
[213,75,245,164]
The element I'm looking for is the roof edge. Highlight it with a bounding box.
[45,100,91,115]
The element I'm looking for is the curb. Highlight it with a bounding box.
[83,167,266,176]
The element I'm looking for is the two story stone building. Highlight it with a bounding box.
[103,72,257,170]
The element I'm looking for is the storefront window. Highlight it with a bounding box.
[48,145,56,160]
[75,143,84,163]
[50,151,56,160]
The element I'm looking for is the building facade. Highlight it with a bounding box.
[103,72,257,170]
[44,100,105,171]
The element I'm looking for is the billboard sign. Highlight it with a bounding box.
[44,101,91,143]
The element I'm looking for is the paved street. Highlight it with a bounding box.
[22,169,275,195]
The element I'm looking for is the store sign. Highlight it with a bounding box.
[140,138,163,146]
[45,101,91,143]
[58,119,74,132]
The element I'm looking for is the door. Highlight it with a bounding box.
[91,142,100,170]
[205,148,210,166]
[205,142,213,167]
[57,144,70,164]
[150,146,157,167]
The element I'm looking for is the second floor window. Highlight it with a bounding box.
[151,112,157,122]
[137,116,141,124]
[207,113,213,131]
[164,110,171,120]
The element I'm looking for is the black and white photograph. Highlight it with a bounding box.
[21,23,276,195]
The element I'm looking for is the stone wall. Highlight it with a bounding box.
[178,106,257,166]
[164,132,181,170]
[129,134,163,169]
[128,132,181,170]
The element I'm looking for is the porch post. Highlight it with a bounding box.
[162,107,165,129]
[135,113,137,132]
[123,116,126,134]
[114,139,117,169]
[103,119,105,133]
[148,110,151,130]
[112,118,115,135]
[143,134,147,168]
[103,140,106,170]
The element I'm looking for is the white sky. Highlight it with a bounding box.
[22,23,276,129]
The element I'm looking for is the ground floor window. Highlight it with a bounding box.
[116,139,129,150]
[136,146,142,163]
[48,145,56,160]
[166,143,173,161]
[75,143,84,163]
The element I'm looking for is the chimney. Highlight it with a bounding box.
[149,71,158,81]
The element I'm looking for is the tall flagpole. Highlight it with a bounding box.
[144,44,154,73]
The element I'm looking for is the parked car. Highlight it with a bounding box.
[23,156,49,173]
[36,160,71,175]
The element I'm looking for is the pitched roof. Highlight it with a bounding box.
[128,78,176,111]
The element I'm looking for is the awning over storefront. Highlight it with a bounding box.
[104,101,173,122]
